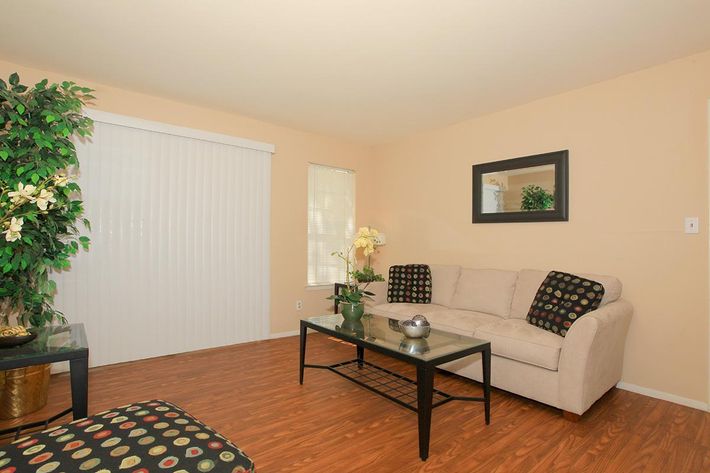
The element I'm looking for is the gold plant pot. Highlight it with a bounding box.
[0,364,50,419]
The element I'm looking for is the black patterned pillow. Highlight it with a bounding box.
[387,264,432,304]
[526,271,605,337]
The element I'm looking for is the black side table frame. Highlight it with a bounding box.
[299,319,491,461]
[0,324,89,440]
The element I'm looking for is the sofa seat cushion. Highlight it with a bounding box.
[475,319,564,371]
[370,303,447,320]
[450,268,518,317]
[423,309,501,337]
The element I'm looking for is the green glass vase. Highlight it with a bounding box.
[341,302,365,322]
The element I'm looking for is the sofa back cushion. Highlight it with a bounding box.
[429,264,461,307]
[450,268,518,317]
[510,269,623,319]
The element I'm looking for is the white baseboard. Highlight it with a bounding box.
[269,330,299,339]
[616,382,709,412]
[51,361,70,374]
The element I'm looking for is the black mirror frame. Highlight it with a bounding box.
[472,150,569,223]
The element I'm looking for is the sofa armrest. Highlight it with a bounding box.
[364,281,388,308]
[558,299,633,414]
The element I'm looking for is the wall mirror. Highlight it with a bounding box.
[472,150,568,223]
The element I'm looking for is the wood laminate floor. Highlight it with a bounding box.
[1,333,708,472]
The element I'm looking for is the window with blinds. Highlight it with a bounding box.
[307,163,356,286]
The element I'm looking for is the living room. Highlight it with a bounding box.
[0,1,709,472]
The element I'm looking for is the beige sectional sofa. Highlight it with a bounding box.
[366,265,633,417]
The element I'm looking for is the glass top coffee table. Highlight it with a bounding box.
[299,313,491,461]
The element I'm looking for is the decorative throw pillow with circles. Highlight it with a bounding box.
[526,270,605,337]
[387,264,432,304]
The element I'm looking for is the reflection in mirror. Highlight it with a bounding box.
[482,164,555,213]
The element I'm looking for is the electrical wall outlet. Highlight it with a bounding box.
[684,217,699,234]
[296,300,303,310]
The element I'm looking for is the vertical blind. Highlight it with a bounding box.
[307,163,355,286]
[53,113,272,367]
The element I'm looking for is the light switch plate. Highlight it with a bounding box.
[684,217,699,234]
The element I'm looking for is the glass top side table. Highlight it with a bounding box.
[0,324,89,439]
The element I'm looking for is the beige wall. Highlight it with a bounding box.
[0,58,375,335]
[369,50,710,404]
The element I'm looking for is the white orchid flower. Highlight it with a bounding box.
[35,189,56,211]
[7,183,37,204]
[353,227,378,256]
[53,174,70,187]
[3,217,23,242]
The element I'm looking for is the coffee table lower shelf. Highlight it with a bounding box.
[305,359,486,412]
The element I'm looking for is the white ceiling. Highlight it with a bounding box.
[2,1,710,144]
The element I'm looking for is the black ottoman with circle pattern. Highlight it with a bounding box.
[0,399,254,473]
[387,264,432,304]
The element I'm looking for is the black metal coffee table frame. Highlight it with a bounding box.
[299,319,491,461]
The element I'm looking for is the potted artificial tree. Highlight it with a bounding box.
[0,73,93,418]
